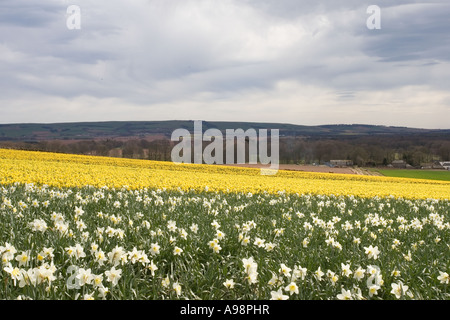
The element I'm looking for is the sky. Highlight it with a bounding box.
[1,0,449,129]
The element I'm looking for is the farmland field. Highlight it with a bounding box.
[376,169,450,182]
[0,149,449,300]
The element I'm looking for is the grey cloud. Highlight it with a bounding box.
[360,3,450,63]
[0,0,449,127]
[0,0,61,28]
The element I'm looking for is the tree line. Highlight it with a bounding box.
[1,134,449,167]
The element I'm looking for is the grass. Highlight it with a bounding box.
[375,169,450,182]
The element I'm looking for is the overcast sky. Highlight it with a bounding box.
[1,0,449,128]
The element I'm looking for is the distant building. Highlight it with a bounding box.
[440,161,450,170]
[330,160,353,168]
[420,163,433,169]
[391,160,407,168]
[421,162,443,170]
[421,161,448,170]
[432,162,445,170]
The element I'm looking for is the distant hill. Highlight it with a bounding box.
[1,120,449,141]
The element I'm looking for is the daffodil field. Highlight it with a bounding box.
[0,149,449,300]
